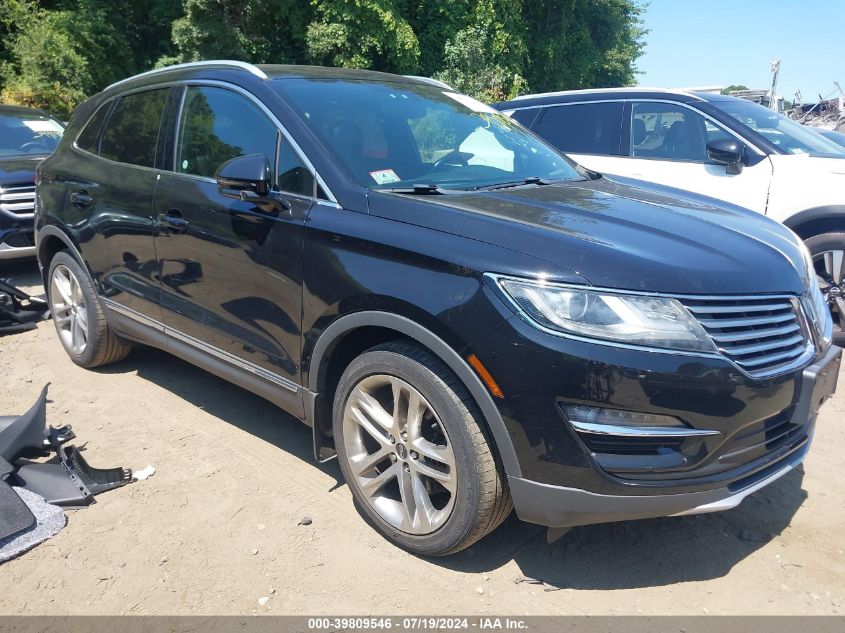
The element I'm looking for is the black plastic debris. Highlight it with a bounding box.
[0,385,133,509]
[0,458,34,542]
[0,278,49,335]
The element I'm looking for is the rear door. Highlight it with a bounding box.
[152,83,315,397]
[65,87,172,319]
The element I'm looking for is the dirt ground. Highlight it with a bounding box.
[1,259,845,616]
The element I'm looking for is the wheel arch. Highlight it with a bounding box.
[305,310,522,478]
[782,206,845,240]
[36,225,87,285]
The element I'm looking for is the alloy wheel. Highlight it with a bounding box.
[342,374,457,535]
[813,249,845,337]
[50,264,89,355]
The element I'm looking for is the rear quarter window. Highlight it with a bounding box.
[533,102,624,156]
[75,102,112,154]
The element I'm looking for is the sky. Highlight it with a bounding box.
[637,0,843,102]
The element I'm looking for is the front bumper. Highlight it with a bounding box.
[505,343,840,527]
[0,222,36,260]
[509,439,808,527]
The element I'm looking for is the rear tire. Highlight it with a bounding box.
[804,232,845,346]
[333,341,512,556]
[47,251,130,368]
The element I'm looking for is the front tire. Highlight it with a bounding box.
[333,342,512,556]
[47,251,130,368]
[805,232,845,346]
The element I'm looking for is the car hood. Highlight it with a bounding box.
[0,155,42,187]
[368,176,809,296]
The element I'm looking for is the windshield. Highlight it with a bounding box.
[0,111,64,157]
[272,79,582,190]
[712,99,845,157]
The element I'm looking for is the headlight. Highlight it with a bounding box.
[496,277,717,353]
[800,242,834,350]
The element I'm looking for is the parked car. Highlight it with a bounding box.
[494,89,845,344]
[817,128,845,150]
[0,105,64,260]
[36,62,839,555]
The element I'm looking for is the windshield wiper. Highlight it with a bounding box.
[386,184,451,195]
[474,176,556,191]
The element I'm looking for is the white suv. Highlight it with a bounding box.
[495,88,845,342]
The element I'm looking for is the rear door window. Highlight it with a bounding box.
[533,102,623,155]
[100,89,169,167]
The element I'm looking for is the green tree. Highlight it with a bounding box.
[306,0,419,73]
[165,0,312,64]
[0,0,646,114]
[523,0,646,93]
[433,0,528,101]
[721,84,749,95]
[0,9,89,116]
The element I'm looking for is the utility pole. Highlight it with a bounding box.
[768,59,781,111]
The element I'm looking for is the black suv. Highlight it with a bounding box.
[36,62,840,555]
[1,105,64,260]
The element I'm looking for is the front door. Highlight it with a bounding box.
[152,84,316,397]
[579,101,774,214]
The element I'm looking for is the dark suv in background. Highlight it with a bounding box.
[0,105,64,260]
[35,62,839,555]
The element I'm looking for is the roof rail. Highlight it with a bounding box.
[105,60,268,92]
[403,75,454,90]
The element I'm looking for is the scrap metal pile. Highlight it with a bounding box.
[789,97,845,132]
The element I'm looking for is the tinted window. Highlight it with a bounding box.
[533,102,623,155]
[631,102,707,161]
[176,86,277,179]
[509,109,538,127]
[100,89,168,167]
[277,137,314,196]
[272,79,580,191]
[76,102,111,154]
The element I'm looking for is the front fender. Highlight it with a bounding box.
[306,310,522,477]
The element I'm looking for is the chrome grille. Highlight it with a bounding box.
[680,296,811,377]
[0,184,36,217]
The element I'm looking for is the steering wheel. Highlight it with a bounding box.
[432,150,471,171]
[19,141,46,153]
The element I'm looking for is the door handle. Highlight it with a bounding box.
[157,209,190,234]
[70,190,93,208]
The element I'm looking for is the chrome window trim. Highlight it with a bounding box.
[484,273,816,380]
[71,79,339,204]
[504,98,766,158]
[102,298,300,393]
[568,420,720,438]
[510,87,707,102]
[104,61,268,92]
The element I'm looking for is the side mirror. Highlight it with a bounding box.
[215,154,272,199]
[706,138,744,175]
